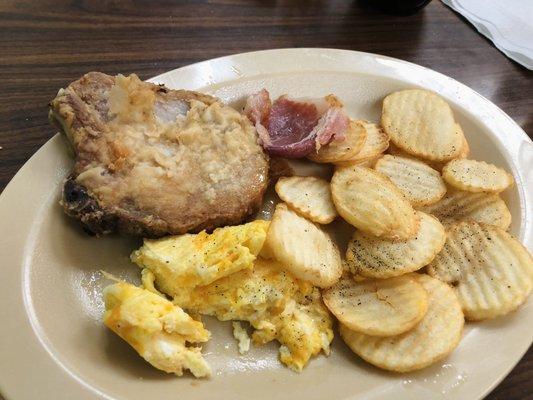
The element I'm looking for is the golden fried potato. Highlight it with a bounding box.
[275,176,337,224]
[335,155,382,169]
[340,274,464,372]
[442,159,514,193]
[387,142,415,158]
[331,166,418,240]
[323,274,428,336]
[374,154,446,206]
[455,124,470,159]
[346,211,446,278]
[334,121,389,166]
[381,89,462,162]
[427,221,533,320]
[419,189,511,230]
[387,125,467,172]
[265,203,342,287]
[308,119,367,163]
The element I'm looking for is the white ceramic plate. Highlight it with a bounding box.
[0,49,531,400]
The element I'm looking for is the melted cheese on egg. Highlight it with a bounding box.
[131,220,270,290]
[142,258,334,371]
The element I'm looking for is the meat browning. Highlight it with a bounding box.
[50,72,269,237]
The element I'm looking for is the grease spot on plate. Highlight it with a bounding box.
[402,364,468,396]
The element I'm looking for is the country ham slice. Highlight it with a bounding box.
[311,107,349,150]
[245,90,349,158]
[243,89,271,145]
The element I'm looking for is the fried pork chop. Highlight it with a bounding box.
[49,72,269,237]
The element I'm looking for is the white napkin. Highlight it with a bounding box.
[442,0,533,70]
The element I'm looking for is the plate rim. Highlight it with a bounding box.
[0,48,531,400]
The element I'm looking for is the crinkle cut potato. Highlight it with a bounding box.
[386,123,469,172]
[419,189,511,230]
[340,274,464,373]
[442,159,514,193]
[374,154,446,207]
[275,176,338,224]
[427,221,533,320]
[331,166,419,240]
[264,203,342,288]
[323,274,428,336]
[334,121,389,166]
[346,211,446,278]
[455,124,470,160]
[381,89,463,162]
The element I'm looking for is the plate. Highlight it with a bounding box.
[0,48,531,400]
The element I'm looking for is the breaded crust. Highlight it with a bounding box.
[50,72,269,237]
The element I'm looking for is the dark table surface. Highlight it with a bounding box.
[0,1,531,399]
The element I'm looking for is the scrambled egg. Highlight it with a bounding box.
[123,219,333,373]
[103,281,211,378]
[142,258,334,372]
[232,322,251,354]
[131,220,269,291]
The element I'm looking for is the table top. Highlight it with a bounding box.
[0,1,531,399]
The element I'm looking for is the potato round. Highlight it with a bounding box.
[264,203,342,288]
[374,154,446,206]
[442,159,514,193]
[427,221,533,320]
[323,274,428,336]
[419,189,511,230]
[340,274,464,372]
[346,211,446,278]
[275,176,338,224]
[387,124,468,172]
[381,89,462,162]
[308,119,367,163]
[335,155,382,169]
[387,142,416,158]
[334,121,389,167]
[331,166,419,240]
[425,125,471,171]
[455,124,470,159]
